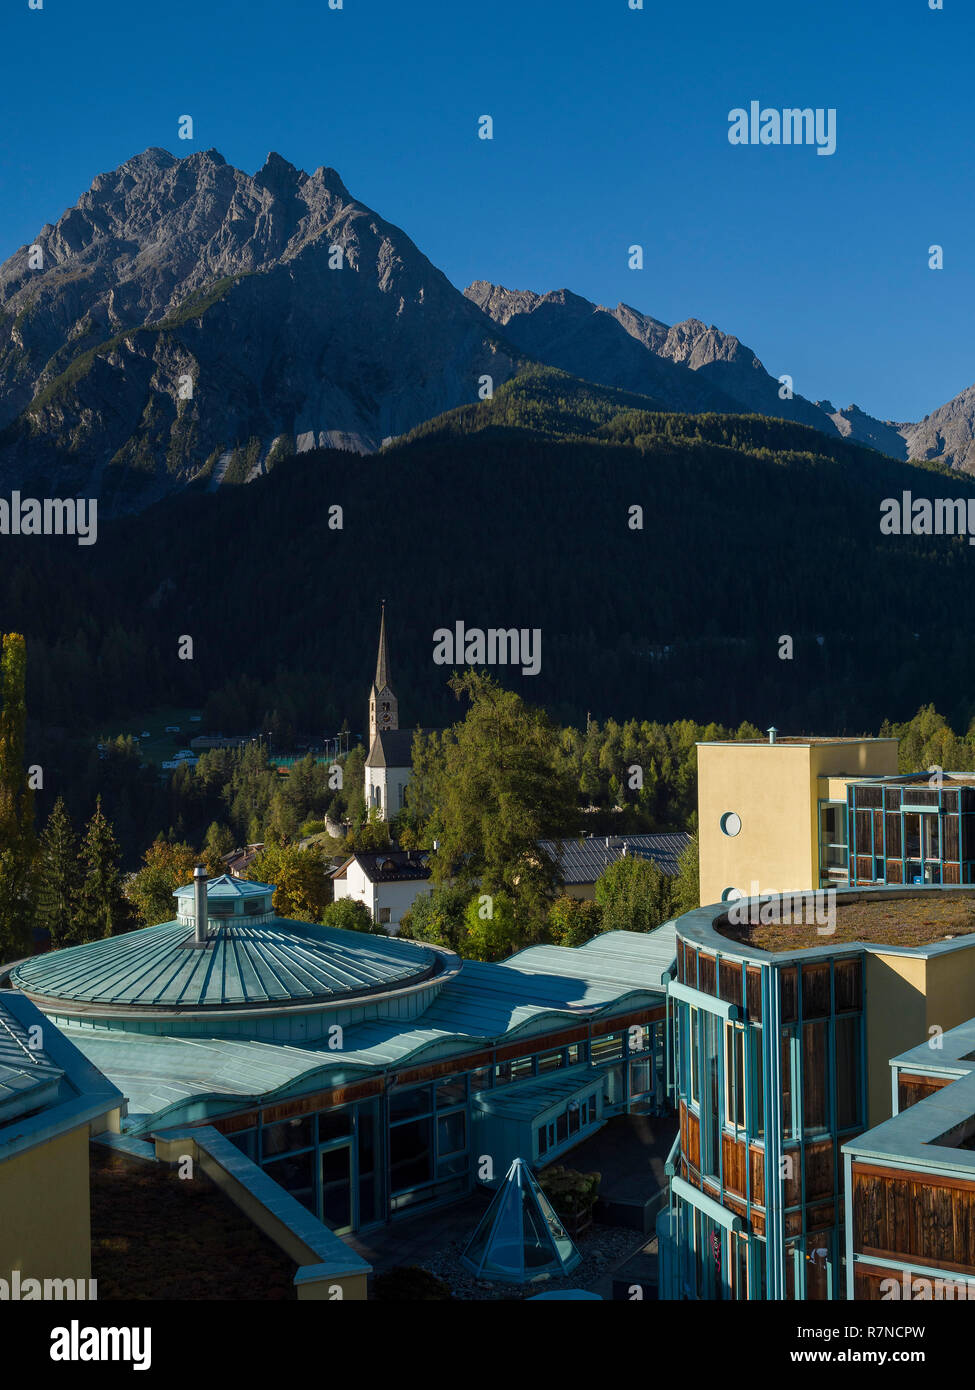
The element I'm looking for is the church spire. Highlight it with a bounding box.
[375,600,390,691]
[368,602,398,747]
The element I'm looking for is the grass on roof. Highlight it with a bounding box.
[717,893,975,952]
[90,1148,297,1299]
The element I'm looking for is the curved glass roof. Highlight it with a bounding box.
[11,917,438,1011]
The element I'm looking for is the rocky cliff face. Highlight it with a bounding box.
[465,282,975,473]
[467,280,904,442]
[463,282,744,416]
[0,149,520,512]
[901,384,975,472]
[466,281,846,429]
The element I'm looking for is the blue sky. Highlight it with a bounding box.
[2,0,971,421]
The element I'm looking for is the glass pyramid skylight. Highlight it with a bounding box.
[461,1157,582,1284]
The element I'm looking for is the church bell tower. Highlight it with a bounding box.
[368,602,399,747]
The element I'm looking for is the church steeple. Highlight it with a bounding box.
[375,601,391,692]
[368,602,398,747]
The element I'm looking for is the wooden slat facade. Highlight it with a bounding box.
[897,1071,954,1112]
[852,1161,975,1275]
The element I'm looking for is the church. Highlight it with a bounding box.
[363,604,436,820]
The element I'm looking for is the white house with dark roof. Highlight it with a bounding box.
[331,850,433,933]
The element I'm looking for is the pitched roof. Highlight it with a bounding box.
[365,727,439,769]
[0,1001,64,1124]
[335,851,432,884]
[539,833,690,884]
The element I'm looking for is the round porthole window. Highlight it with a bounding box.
[721,887,742,903]
[720,811,742,837]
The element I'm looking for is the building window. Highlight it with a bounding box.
[750,1028,765,1139]
[537,1049,564,1073]
[591,1033,623,1064]
[701,1013,721,1177]
[437,1109,466,1157]
[835,1014,862,1130]
[720,812,742,837]
[389,1084,432,1121]
[802,1020,829,1137]
[689,1007,700,1107]
[781,1027,797,1140]
[228,1129,258,1160]
[264,1150,316,1212]
[819,801,848,883]
[535,1096,598,1164]
[318,1108,352,1144]
[388,1080,470,1210]
[496,1056,535,1085]
[378,907,391,924]
[261,1115,313,1159]
[725,1022,746,1130]
[436,1077,467,1108]
[389,1117,433,1193]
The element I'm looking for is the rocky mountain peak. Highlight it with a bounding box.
[254,151,305,193]
[0,147,519,514]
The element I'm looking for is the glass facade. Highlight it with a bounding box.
[225,1013,670,1235]
[670,942,865,1300]
[846,779,975,886]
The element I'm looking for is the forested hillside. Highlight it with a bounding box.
[5,366,975,855]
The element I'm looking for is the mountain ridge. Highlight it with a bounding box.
[1,146,973,513]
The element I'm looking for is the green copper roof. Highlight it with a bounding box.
[11,917,438,1011]
[51,924,673,1129]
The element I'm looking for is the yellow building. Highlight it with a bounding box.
[0,991,123,1293]
[697,730,898,906]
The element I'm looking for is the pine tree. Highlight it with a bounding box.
[0,633,37,957]
[36,796,80,947]
[672,832,700,916]
[73,797,132,941]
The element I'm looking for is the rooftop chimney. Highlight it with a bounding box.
[767,726,778,745]
[193,864,208,945]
